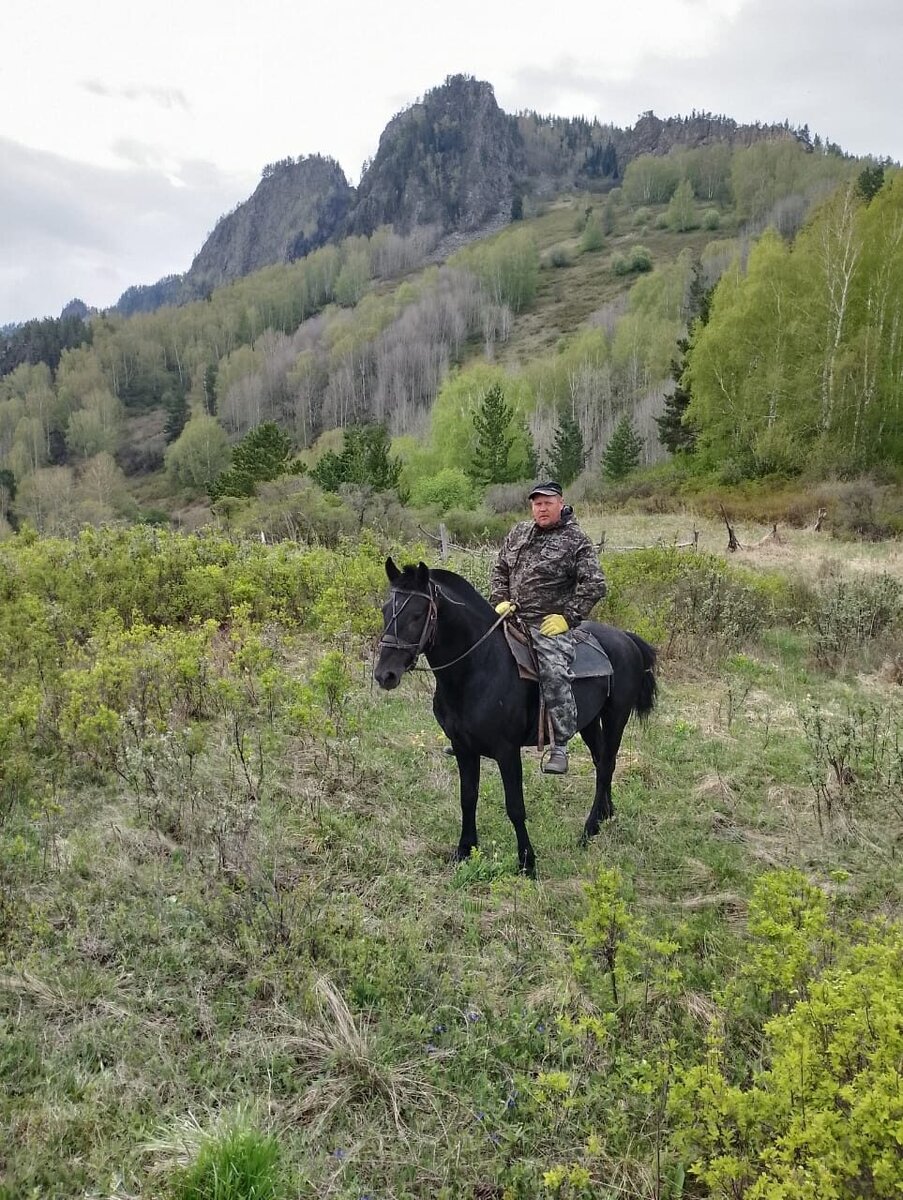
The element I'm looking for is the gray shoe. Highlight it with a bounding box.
[542,747,568,775]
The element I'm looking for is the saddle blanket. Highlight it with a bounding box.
[504,623,613,683]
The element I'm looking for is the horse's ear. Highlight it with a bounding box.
[415,561,430,588]
[386,556,401,582]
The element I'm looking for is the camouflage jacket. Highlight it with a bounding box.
[489,510,607,628]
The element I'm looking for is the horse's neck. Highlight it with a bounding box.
[427,595,509,682]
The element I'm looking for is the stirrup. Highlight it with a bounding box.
[541,746,569,775]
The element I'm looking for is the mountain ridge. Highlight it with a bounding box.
[113,75,807,315]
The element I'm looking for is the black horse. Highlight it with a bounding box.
[374,559,657,876]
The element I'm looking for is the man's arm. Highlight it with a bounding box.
[563,532,607,627]
[489,534,512,607]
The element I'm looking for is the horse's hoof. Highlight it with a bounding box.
[519,853,537,879]
[452,844,476,864]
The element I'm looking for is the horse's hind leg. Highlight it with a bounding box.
[580,706,631,840]
[497,749,536,878]
[579,717,611,841]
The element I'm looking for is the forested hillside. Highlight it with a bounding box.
[1,133,898,541]
[3,87,903,1200]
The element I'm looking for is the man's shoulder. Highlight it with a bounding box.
[504,520,534,545]
[558,516,594,547]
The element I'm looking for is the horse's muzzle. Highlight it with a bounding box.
[374,663,401,690]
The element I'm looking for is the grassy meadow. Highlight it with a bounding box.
[1,516,902,1199]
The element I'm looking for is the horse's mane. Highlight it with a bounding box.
[396,563,494,617]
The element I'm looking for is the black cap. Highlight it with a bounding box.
[528,480,563,499]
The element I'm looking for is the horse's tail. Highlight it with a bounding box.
[627,632,657,719]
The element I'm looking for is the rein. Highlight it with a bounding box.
[378,582,507,673]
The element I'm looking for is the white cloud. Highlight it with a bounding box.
[0,0,900,323]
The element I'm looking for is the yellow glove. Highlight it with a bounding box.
[539,613,569,636]
[494,600,517,616]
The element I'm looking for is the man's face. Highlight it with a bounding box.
[531,493,565,528]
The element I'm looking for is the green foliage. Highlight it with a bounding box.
[601,414,643,480]
[470,384,522,486]
[702,207,721,230]
[622,155,681,205]
[612,245,653,276]
[209,422,302,500]
[409,467,478,512]
[546,245,574,269]
[171,1125,284,1200]
[311,424,402,493]
[547,410,585,487]
[165,416,232,491]
[656,338,698,454]
[600,547,785,653]
[666,179,698,232]
[856,163,885,203]
[808,573,903,666]
[671,915,903,1199]
[452,227,540,312]
[687,176,903,476]
[577,219,605,254]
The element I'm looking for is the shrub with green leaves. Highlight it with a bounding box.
[808,573,903,666]
[670,918,903,1199]
[601,547,787,654]
[409,467,478,513]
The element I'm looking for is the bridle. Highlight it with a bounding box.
[377,581,508,674]
[378,586,439,662]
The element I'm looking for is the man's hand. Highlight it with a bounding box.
[539,613,569,636]
[494,600,517,617]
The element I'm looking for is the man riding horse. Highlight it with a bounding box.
[489,481,607,775]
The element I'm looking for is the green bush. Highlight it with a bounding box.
[612,245,653,276]
[409,468,478,513]
[670,917,903,1200]
[546,245,574,269]
[440,506,509,545]
[702,207,721,230]
[578,220,605,253]
[601,547,788,654]
[809,574,903,666]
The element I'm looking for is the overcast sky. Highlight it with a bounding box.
[1,0,899,327]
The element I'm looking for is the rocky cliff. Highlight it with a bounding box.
[347,76,524,236]
[180,155,354,299]
[115,79,807,315]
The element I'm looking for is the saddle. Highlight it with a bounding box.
[503,621,613,685]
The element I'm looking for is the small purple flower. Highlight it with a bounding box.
[487,1132,501,1145]
[506,1093,518,1109]
[433,1023,446,1034]
[475,1110,485,1122]
[536,1022,546,1033]
[425,1042,440,1054]
[465,1010,482,1023]
[331,1147,347,1161]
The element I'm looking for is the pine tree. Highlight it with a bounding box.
[311,424,401,493]
[470,384,517,486]
[655,338,698,454]
[163,390,188,444]
[602,415,644,480]
[548,410,585,486]
[209,421,300,499]
[656,264,711,454]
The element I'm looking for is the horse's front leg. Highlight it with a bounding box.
[497,749,536,878]
[454,750,481,862]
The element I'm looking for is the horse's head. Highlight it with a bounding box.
[374,558,437,690]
